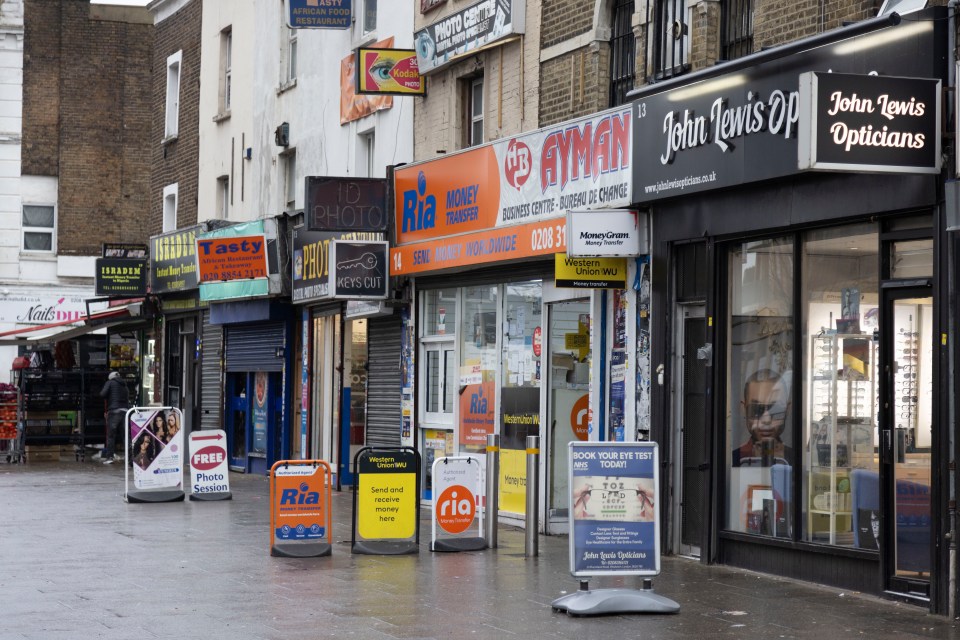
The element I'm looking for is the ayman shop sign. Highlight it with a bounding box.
[631,12,945,202]
[797,72,940,174]
[392,106,632,275]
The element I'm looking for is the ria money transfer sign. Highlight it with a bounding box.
[391,105,632,276]
[568,441,660,576]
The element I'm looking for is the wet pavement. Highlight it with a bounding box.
[0,456,957,639]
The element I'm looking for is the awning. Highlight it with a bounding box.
[0,301,147,347]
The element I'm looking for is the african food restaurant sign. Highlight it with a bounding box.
[390,105,632,276]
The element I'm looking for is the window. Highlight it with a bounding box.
[723,224,883,548]
[359,130,375,177]
[220,29,232,114]
[283,151,297,211]
[216,176,230,220]
[465,76,484,148]
[361,0,377,35]
[721,0,754,61]
[21,204,55,253]
[285,26,297,83]
[801,224,879,547]
[654,0,689,79]
[165,51,182,138]
[162,183,178,232]
[609,0,636,107]
[726,237,794,538]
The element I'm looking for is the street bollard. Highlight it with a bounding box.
[525,435,540,557]
[485,434,499,549]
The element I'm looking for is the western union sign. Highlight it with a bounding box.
[554,254,627,289]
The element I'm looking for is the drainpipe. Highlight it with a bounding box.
[949,1,958,619]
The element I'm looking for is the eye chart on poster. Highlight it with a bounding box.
[553,441,678,616]
[568,441,659,576]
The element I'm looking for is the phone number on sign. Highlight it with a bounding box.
[202,269,266,281]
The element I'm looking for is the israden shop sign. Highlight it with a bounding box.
[95,258,147,296]
[631,14,944,202]
[798,72,940,174]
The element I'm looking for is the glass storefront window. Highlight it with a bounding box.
[459,285,498,455]
[890,239,933,279]
[726,237,794,538]
[801,224,879,546]
[422,288,457,338]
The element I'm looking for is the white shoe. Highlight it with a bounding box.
[102,456,115,465]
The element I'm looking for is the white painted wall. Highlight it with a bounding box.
[197,0,256,223]
[249,0,415,217]
[0,0,23,284]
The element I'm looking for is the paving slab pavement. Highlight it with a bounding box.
[0,457,957,640]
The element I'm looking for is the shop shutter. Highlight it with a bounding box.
[225,322,285,373]
[200,310,223,431]
[365,314,402,447]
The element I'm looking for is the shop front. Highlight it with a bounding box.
[199,218,292,475]
[631,9,949,612]
[149,226,208,428]
[390,106,644,532]
[291,175,398,488]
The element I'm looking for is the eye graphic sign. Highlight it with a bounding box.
[356,48,425,96]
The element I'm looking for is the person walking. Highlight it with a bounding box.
[98,371,130,464]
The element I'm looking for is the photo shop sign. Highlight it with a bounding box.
[630,14,944,202]
[797,72,941,174]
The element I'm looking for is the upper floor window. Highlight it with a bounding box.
[162,183,178,232]
[721,0,754,61]
[359,130,376,177]
[220,28,232,114]
[283,150,297,211]
[21,204,55,253]
[216,176,230,220]
[165,51,182,138]
[654,0,689,79]
[465,75,484,148]
[609,0,636,107]
[285,25,298,84]
[361,0,377,35]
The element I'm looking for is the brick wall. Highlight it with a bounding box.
[149,0,201,236]
[22,0,153,256]
[539,44,612,127]
[541,0,595,49]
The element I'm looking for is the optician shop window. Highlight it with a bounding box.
[725,223,880,548]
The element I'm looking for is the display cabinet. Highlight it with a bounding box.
[807,333,877,545]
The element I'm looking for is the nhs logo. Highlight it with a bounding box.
[401,171,436,233]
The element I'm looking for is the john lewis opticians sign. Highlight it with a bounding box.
[797,72,940,174]
[631,13,945,202]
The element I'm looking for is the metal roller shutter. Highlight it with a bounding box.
[225,322,285,372]
[200,310,223,431]
[365,314,401,447]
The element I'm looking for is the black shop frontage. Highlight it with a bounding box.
[631,9,952,613]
